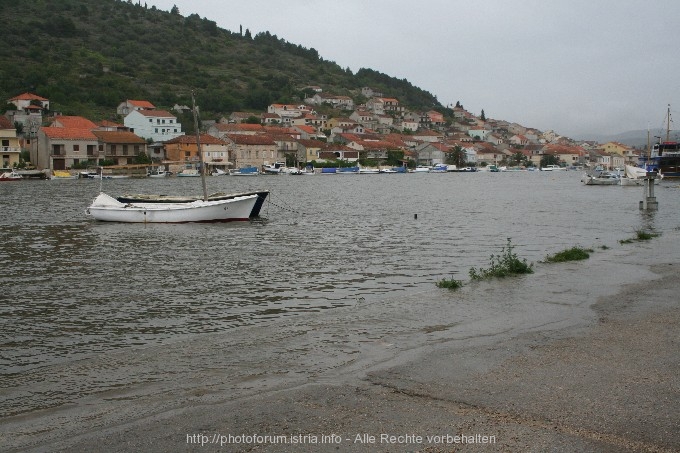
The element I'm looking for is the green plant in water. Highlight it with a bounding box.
[436,276,463,290]
[469,238,533,280]
[636,230,659,240]
[545,247,593,263]
[619,230,660,244]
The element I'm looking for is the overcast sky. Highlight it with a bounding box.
[148,0,680,139]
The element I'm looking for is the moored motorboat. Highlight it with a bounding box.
[231,166,259,176]
[638,106,680,178]
[262,162,287,174]
[51,170,78,180]
[581,171,619,185]
[620,165,660,186]
[0,170,22,181]
[148,168,169,178]
[177,168,201,177]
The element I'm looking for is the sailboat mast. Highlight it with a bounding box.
[191,91,209,201]
[666,104,672,142]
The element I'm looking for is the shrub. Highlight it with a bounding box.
[636,230,659,240]
[545,247,593,263]
[619,230,660,244]
[436,277,463,290]
[469,238,533,280]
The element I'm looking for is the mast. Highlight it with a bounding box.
[191,91,209,201]
[666,103,672,142]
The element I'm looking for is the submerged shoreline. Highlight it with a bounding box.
[3,230,679,452]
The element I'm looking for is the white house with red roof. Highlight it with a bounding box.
[267,104,314,120]
[116,99,156,116]
[6,93,49,134]
[124,109,184,142]
[8,92,50,111]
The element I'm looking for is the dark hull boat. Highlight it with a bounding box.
[117,190,270,218]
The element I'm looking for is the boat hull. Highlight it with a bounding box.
[87,193,258,223]
[0,171,22,181]
[116,191,269,218]
[582,176,619,185]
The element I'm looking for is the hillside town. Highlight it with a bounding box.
[2,89,640,176]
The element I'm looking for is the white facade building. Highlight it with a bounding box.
[124,109,184,142]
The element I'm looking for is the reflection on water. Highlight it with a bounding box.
[1,172,679,413]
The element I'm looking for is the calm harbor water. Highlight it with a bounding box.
[1,170,680,422]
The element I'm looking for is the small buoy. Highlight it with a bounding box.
[414,213,418,220]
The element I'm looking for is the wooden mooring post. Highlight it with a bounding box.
[639,172,659,210]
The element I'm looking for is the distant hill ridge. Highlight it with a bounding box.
[582,128,679,148]
[0,0,443,121]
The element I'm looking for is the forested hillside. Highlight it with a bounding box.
[0,0,444,120]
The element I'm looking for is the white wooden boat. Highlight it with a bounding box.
[87,193,257,223]
[86,93,264,223]
[116,191,270,218]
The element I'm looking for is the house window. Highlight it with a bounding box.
[134,145,140,153]
[87,145,95,156]
[1,139,8,148]
[155,128,158,133]
[73,144,80,152]
[149,119,153,123]
[99,144,104,151]
[111,144,117,154]
[122,145,128,156]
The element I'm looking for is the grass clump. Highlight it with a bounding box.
[619,230,660,244]
[636,230,659,240]
[469,238,533,280]
[545,246,593,263]
[436,276,463,290]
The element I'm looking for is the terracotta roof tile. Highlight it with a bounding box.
[51,116,98,129]
[9,92,48,101]
[127,100,156,109]
[92,130,146,144]
[41,127,98,140]
[164,134,225,145]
